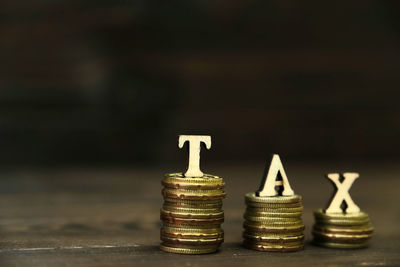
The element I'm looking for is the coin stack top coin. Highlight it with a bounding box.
[242,192,305,252]
[312,209,373,249]
[160,173,225,254]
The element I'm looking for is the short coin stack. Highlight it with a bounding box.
[243,193,305,252]
[160,173,226,254]
[312,209,373,248]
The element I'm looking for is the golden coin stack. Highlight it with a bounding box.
[312,209,373,248]
[160,173,226,254]
[243,193,305,252]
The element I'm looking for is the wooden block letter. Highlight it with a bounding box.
[257,154,294,197]
[325,172,360,214]
[178,135,211,178]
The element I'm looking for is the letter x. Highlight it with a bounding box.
[325,172,360,214]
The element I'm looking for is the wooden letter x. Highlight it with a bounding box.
[178,135,211,178]
[325,172,360,214]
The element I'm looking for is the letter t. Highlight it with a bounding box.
[178,135,211,178]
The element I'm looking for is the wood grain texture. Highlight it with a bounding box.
[0,161,398,266]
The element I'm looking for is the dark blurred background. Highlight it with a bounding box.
[1,0,399,166]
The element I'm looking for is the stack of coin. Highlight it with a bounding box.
[160,173,226,254]
[312,209,373,248]
[242,193,305,252]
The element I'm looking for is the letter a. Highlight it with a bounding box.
[257,154,294,197]
[325,172,360,214]
[178,135,211,178]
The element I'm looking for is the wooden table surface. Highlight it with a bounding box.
[0,161,399,266]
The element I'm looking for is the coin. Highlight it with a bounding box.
[244,210,303,218]
[162,225,222,233]
[243,223,305,233]
[244,224,304,234]
[244,239,304,247]
[161,229,223,239]
[245,200,303,208]
[162,173,224,190]
[161,208,224,219]
[245,193,302,204]
[164,198,223,209]
[164,173,224,185]
[163,188,225,195]
[161,235,224,245]
[162,188,226,200]
[246,206,304,213]
[161,242,220,249]
[314,218,370,226]
[244,219,303,227]
[314,209,369,220]
[313,225,374,235]
[161,213,224,225]
[162,221,220,228]
[243,230,304,237]
[160,244,218,254]
[243,240,304,252]
[243,233,304,243]
[244,214,301,223]
[312,241,368,249]
[244,218,304,227]
[162,205,222,214]
[312,230,372,243]
[162,181,225,190]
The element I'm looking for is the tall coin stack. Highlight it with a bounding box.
[243,193,305,252]
[312,209,373,248]
[160,173,226,254]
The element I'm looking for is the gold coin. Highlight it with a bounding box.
[314,218,370,226]
[161,235,224,245]
[162,188,226,200]
[161,208,224,219]
[161,229,223,239]
[314,209,370,220]
[244,215,302,223]
[160,244,218,254]
[243,221,304,232]
[312,230,372,242]
[244,210,302,218]
[245,193,302,204]
[246,205,303,212]
[164,173,224,185]
[162,226,223,234]
[243,233,304,243]
[162,232,223,240]
[162,173,224,190]
[243,230,304,238]
[313,241,368,249]
[161,214,224,225]
[163,188,225,195]
[313,224,374,235]
[243,240,304,252]
[161,242,220,249]
[244,239,304,246]
[162,180,224,190]
[164,198,222,208]
[164,197,222,204]
[162,222,222,229]
[245,201,303,208]
[163,205,222,214]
